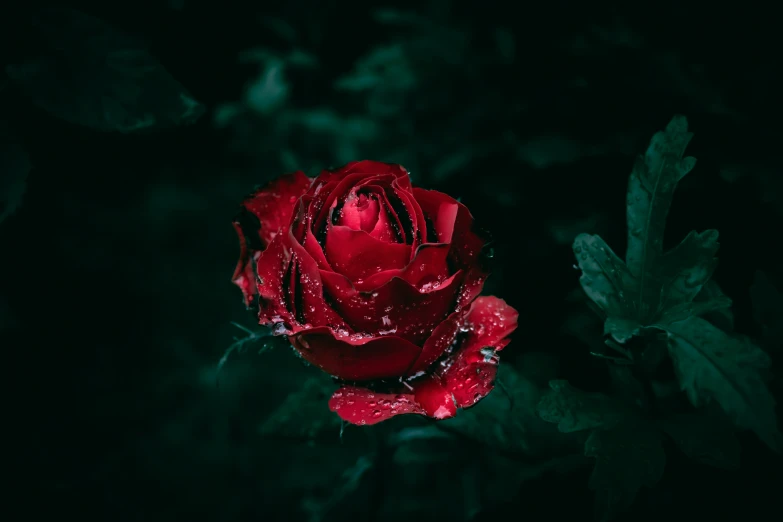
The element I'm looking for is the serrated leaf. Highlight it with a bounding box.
[658,229,720,307]
[603,317,642,344]
[574,116,731,344]
[658,290,732,326]
[6,8,204,133]
[661,412,740,470]
[0,122,30,225]
[750,271,783,352]
[585,422,665,521]
[625,115,696,283]
[661,316,782,452]
[537,380,628,433]
[573,233,635,318]
[259,377,341,439]
[695,280,735,331]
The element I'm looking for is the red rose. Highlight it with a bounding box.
[232,160,518,425]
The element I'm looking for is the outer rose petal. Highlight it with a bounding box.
[413,187,487,267]
[231,222,260,307]
[319,269,464,345]
[437,296,518,408]
[231,171,312,304]
[241,171,312,247]
[329,296,519,425]
[290,327,422,380]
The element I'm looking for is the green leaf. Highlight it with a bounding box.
[658,229,720,307]
[585,422,665,522]
[573,116,733,345]
[259,377,342,440]
[537,380,628,433]
[661,412,740,470]
[625,115,696,299]
[661,316,782,452]
[750,271,783,352]
[658,288,732,326]
[695,281,735,332]
[0,121,30,225]
[573,233,635,319]
[6,8,204,133]
[603,317,642,344]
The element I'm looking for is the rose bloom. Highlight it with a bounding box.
[232,161,518,425]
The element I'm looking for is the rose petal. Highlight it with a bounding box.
[312,172,397,237]
[368,186,406,243]
[456,267,488,309]
[241,171,312,248]
[320,269,463,345]
[412,188,460,243]
[368,193,396,242]
[410,375,458,419]
[288,232,349,330]
[231,222,260,307]
[303,226,331,270]
[362,242,452,290]
[290,327,422,380]
[324,225,412,285]
[328,375,457,425]
[254,229,347,332]
[394,184,427,249]
[329,386,424,426]
[339,192,380,233]
[404,308,466,375]
[328,296,518,426]
[254,234,295,328]
[413,188,486,268]
[318,161,410,190]
[436,296,519,408]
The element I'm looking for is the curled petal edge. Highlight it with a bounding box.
[328,296,519,425]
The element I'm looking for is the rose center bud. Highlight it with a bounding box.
[338,191,396,242]
[340,192,379,233]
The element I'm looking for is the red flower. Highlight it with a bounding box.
[232,161,518,425]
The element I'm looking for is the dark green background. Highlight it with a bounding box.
[2,1,782,520]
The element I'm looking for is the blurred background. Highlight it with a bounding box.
[2,1,782,520]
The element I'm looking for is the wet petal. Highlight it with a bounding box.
[412,188,460,243]
[413,187,487,268]
[290,327,422,380]
[361,243,451,290]
[254,234,295,327]
[329,375,457,426]
[456,267,488,309]
[329,386,424,426]
[339,192,380,233]
[240,171,312,247]
[312,172,396,237]
[287,231,349,329]
[320,269,463,345]
[436,296,519,408]
[368,192,397,242]
[324,225,411,286]
[410,375,458,419]
[405,308,466,375]
[231,221,260,307]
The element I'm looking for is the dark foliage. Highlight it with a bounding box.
[2,1,781,521]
